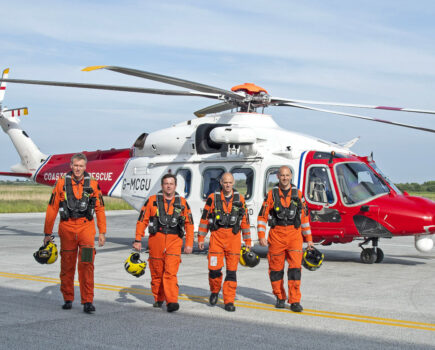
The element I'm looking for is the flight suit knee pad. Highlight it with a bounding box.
[81,247,94,263]
[209,269,222,279]
[270,270,284,282]
[288,268,301,281]
[225,270,237,282]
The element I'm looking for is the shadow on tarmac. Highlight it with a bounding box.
[0,284,432,350]
[0,225,40,237]
[116,284,155,305]
[322,249,426,266]
[236,285,276,305]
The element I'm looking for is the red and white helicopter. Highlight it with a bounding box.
[1,66,435,264]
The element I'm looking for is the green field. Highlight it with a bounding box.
[0,183,132,213]
[0,183,433,213]
[407,191,435,201]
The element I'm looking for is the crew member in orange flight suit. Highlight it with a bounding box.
[198,172,251,312]
[43,153,106,314]
[257,166,313,312]
[133,173,194,313]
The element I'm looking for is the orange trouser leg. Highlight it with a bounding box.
[162,235,183,304]
[77,246,95,304]
[59,220,96,303]
[59,248,78,301]
[162,253,181,303]
[148,234,166,302]
[267,251,286,300]
[222,233,241,304]
[148,233,182,304]
[148,257,165,302]
[286,250,302,304]
[77,222,96,304]
[222,251,239,304]
[208,234,225,294]
[59,224,78,302]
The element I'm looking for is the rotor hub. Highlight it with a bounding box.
[231,83,268,95]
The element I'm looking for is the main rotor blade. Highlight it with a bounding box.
[282,102,435,133]
[83,66,244,101]
[194,102,238,118]
[272,97,435,116]
[0,78,220,99]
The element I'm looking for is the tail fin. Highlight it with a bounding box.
[0,68,47,173]
[0,68,8,103]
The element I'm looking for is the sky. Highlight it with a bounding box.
[0,0,434,183]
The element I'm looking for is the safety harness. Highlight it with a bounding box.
[59,171,96,221]
[149,191,185,237]
[268,186,302,228]
[211,191,244,234]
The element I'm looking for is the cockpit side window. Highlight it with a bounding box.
[335,162,389,205]
[306,166,336,205]
[202,168,225,199]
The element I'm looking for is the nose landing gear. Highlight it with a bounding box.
[359,237,384,264]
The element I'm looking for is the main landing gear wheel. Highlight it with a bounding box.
[359,238,384,264]
[374,248,384,263]
[360,248,376,264]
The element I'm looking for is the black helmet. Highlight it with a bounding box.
[34,242,58,264]
[302,247,324,271]
[124,252,146,278]
[239,246,260,268]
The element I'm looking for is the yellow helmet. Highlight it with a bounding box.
[239,246,260,268]
[33,241,58,264]
[302,247,324,271]
[124,252,146,278]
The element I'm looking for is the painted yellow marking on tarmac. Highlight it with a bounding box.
[2,271,435,332]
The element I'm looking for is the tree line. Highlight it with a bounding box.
[2,179,435,192]
[396,181,435,192]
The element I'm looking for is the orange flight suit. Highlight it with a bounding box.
[198,191,251,304]
[135,193,194,304]
[44,173,106,304]
[257,186,312,303]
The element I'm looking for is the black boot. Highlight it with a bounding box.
[290,303,303,312]
[224,303,236,312]
[275,298,286,309]
[209,293,219,306]
[83,302,96,313]
[167,303,180,313]
[62,301,72,310]
[153,301,163,308]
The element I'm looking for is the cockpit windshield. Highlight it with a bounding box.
[335,162,390,205]
[369,162,402,195]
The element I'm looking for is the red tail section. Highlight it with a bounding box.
[33,148,131,195]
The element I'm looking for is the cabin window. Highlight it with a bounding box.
[306,166,335,205]
[176,168,192,198]
[263,166,295,197]
[231,167,254,200]
[202,168,225,199]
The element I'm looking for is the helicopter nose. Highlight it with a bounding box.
[374,194,435,236]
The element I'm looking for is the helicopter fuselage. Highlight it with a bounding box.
[31,112,435,253]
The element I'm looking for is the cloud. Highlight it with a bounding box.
[0,0,434,182]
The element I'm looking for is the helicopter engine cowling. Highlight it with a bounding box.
[209,126,256,145]
[414,234,434,252]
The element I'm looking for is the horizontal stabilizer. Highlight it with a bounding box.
[0,68,9,102]
[0,171,32,178]
[2,107,28,118]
